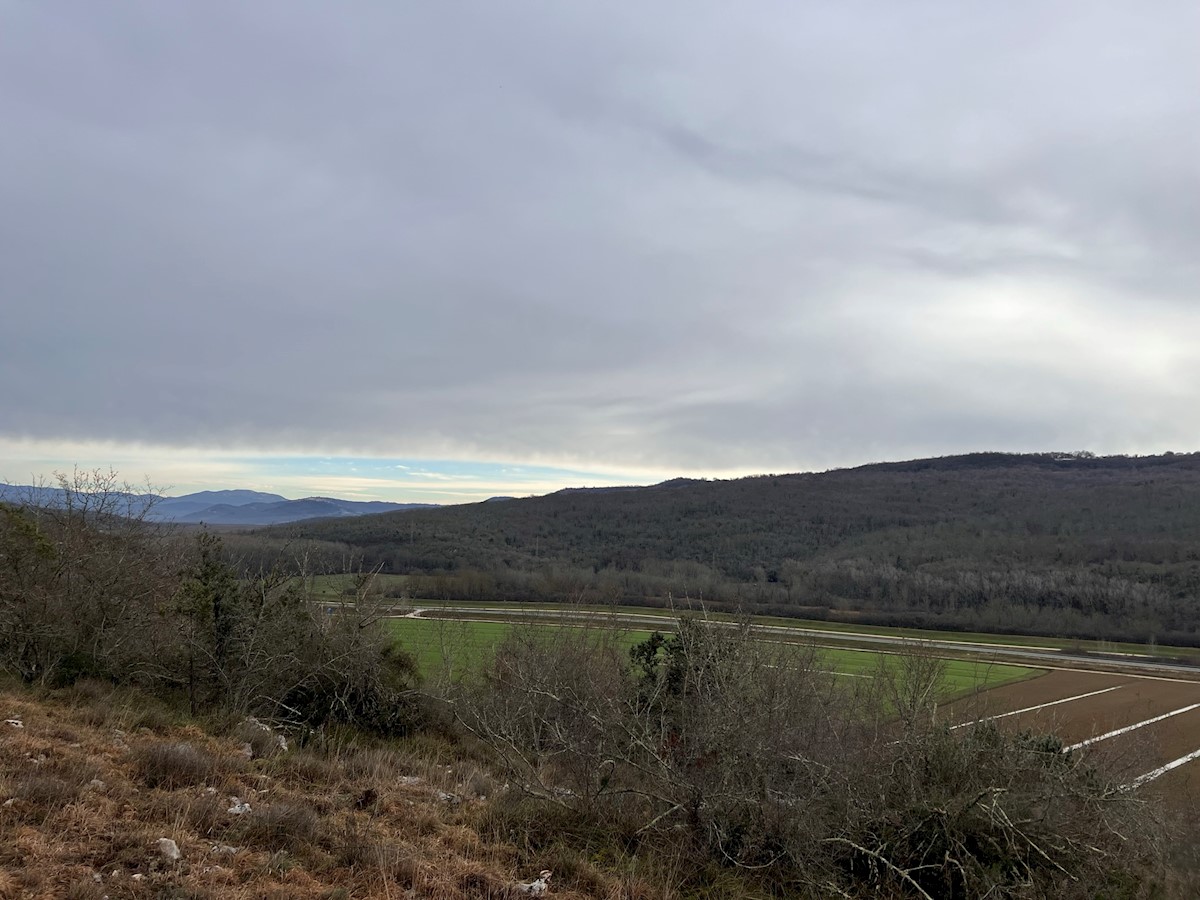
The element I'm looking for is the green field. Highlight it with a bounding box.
[819,646,1037,693]
[387,616,1038,695]
[305,574,1196,663]
[387,617,656,674]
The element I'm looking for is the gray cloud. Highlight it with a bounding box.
[2,1,1198,478]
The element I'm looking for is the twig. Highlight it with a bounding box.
[823,837,936,900]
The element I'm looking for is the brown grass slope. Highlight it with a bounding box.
[0,682,653,900]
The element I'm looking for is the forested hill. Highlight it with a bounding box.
[259,452,1200,644]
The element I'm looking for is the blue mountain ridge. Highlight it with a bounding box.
[0,483,436,526]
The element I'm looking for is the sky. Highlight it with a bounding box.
[2,2,1198,503]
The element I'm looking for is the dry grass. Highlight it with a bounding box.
[0,686,656,899]
[131,741,220,790]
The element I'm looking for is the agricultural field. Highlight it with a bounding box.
[818,646,1038,693]
[942,669,1200,803]
[307,572,1200,663]
[387,615,1039,695]
[388,609,1200,797]
[387,617,657,675]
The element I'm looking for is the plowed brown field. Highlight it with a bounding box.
[945,669,1200,804]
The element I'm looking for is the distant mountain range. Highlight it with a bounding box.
[0,484,436,526]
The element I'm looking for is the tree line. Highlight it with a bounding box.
[259,452,1200,645]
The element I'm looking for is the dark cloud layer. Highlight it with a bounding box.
[3,1,1198,477]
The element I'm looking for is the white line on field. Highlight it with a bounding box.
[950,685,1125,730]
[1065,702,1200,751]
[1125,747,1200,789]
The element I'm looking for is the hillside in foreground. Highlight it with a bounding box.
[259,452,1200,644]
[0,682,629,899]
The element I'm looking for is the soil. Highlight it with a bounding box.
[947,668,1200,803]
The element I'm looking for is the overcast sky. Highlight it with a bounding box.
[2,2,1198,502]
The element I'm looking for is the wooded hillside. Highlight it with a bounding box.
[260,453,1200,645]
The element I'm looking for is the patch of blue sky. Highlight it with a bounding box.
[0,439,656,505]
[229,456,643,504]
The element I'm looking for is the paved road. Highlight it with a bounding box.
[393,605,1200,681]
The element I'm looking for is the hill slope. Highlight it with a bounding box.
[153,489,288,518]
[0,685,621,898]
[167,496,436,526]
[264,452,1200,643]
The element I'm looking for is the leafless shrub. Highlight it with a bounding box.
[0,470,182,688]
[2,476,426,743]
[461,614,1166,897]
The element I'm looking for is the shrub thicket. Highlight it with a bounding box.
[0,471,422,736]
[460,616,1165,898]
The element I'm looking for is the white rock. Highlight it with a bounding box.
[243,717,288,752]
[157,837,181,862]
[513,870,553,895]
